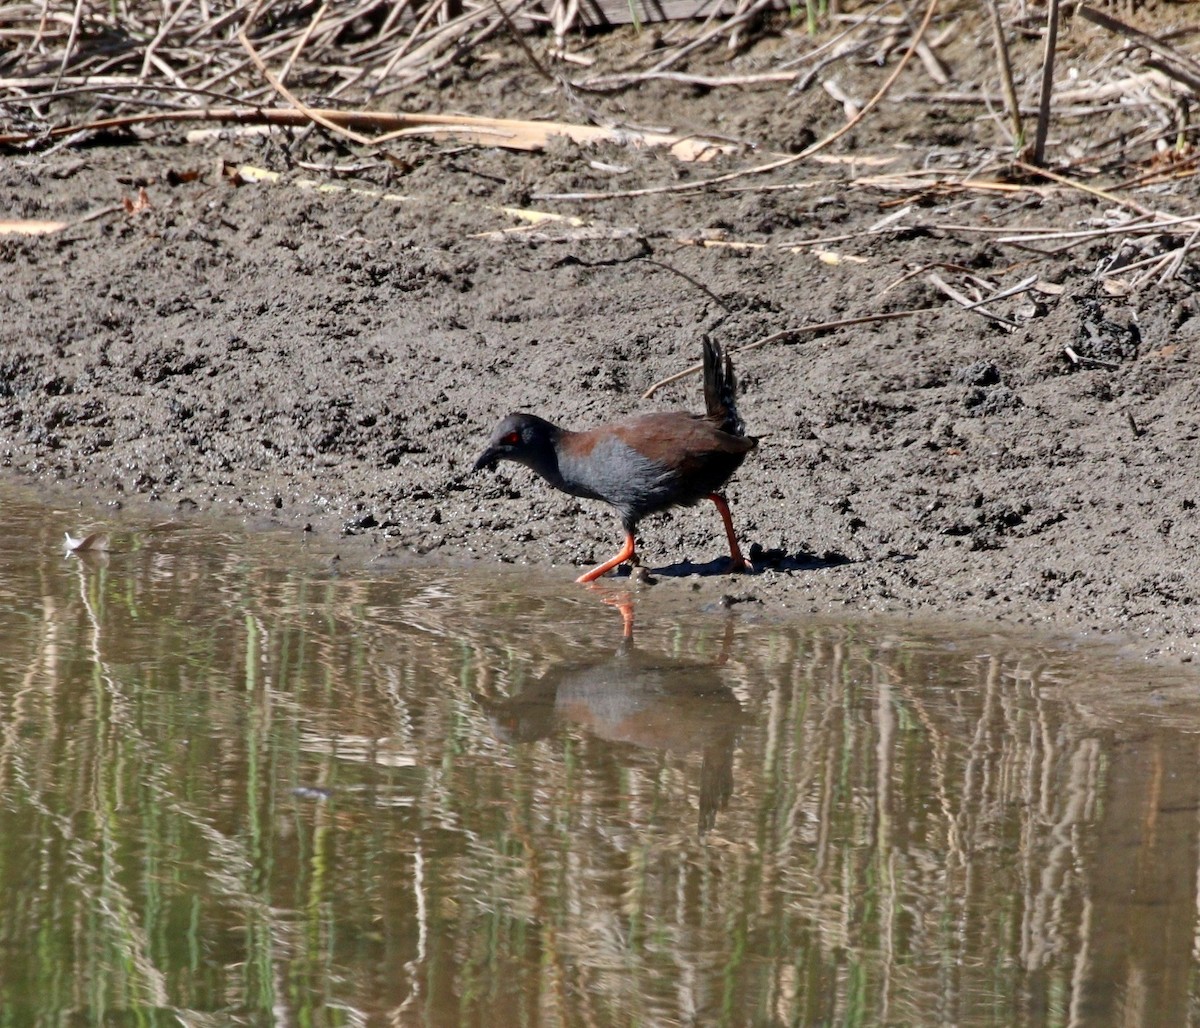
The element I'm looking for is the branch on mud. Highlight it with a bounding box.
[642,306,944,398]
[0,106,733,161]
[236,14,376,149]
[1030,0,1061,166]
[926,272,1029,331]
[1076,4,1200,97]
[533,0,943,204]
[1012,159,1158,219]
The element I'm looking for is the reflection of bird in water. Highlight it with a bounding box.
[474,596,742,833]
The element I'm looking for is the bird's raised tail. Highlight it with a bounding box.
[702,337,746,437]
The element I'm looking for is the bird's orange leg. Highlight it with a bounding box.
[708,493,750,572]
[576,532,636,584]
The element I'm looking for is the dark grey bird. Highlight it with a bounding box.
[474,338,756,582]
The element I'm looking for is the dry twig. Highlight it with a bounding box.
[1031,0,1061,166]
[1076,4,1200,96]
[986,0,1022,149]
[927,272,1019,329]
[643,306,944,398]
[535,0,942,203]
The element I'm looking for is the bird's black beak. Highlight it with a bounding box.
[473,447,499,472]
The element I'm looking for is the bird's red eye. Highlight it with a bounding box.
[503,431,520,446]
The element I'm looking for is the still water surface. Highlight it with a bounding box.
[2,488,1200,1026]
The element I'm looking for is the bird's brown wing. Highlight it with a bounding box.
[605,414,755,503]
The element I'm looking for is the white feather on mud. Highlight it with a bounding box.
[63,531,109,554]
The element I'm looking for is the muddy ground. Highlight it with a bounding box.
[2,13,1199,663]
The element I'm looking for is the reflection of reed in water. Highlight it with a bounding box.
[10,493,1200,1026]
[475,597,742,832]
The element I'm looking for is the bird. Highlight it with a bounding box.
[473,337,756,583]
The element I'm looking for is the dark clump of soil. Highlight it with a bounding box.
[2,21,1199,664]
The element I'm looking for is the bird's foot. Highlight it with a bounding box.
[727,554,754,574]
[576,532,638,584]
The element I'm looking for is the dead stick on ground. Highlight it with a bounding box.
[1013,159,1158,218]
[641,258,731,311]
[975,274,1040,304]
[0,106,718,154]
[54,0,85,93]
[537,0,941,204]
[927,272,1018,329]
[642,306,943,398]
[1077,4,1200,94]
[0,108,433,146]
[986,0,1023,148]
[237,24,376,147]
[1031,0,1060,166]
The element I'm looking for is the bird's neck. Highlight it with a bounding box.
[533,427,609,500]
[520,425,571,492]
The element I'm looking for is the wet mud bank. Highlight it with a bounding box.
[2,33,1199,664]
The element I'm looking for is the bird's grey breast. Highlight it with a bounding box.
[558,435,675,521]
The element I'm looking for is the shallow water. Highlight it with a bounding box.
[1,487,1200,1026]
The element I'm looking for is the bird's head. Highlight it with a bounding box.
[473,413,560,473]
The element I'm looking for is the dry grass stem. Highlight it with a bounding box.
[642,306,944,398]
[1076,4,1200,96]
[1031,0,1061,166]
[927,272,1019,329]
[1,2,1196,286]
[1013,158,1159,218]
[536,0,941,203]
[986,0,1022,148]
